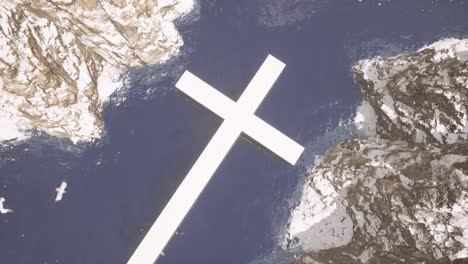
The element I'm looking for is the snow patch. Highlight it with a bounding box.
[355,100,377,136]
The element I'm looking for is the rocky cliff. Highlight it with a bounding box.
[0,0,193,143]
[289,39,468,263]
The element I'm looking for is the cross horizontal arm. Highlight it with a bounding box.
[175,68,303,165]
[176,71,235,118]
[241,114,304,165]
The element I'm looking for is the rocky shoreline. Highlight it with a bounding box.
[0,0,193,143]
[290,39,468,263]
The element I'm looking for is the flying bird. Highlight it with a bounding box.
[0,197,13,214]
[55,181,68,202]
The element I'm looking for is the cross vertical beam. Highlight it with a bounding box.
[128,55,304,264]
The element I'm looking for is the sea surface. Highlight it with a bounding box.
[1,1,467,263]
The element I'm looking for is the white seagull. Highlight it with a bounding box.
[0,197,13,214]
[55,181,68,202]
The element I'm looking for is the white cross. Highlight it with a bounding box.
[128,55,304,264]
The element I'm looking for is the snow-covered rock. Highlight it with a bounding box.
[290,38,468,263]
[292,138,468,262]
[0,0,194,143]
[353,38,468,145]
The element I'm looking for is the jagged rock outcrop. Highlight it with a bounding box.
[289,39,468,263]
[354,39,468,144]
[0,0,193,143]
[292,139,468,263]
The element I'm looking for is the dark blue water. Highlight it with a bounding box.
[1,1,467,263]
